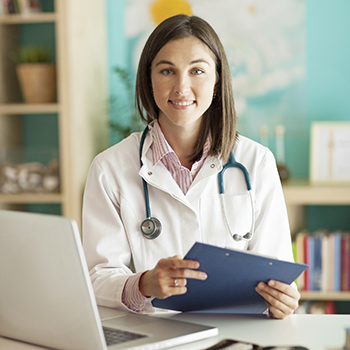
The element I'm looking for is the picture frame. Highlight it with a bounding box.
[310,122,350,184]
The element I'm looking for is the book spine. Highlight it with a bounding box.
[313,235,322,291]
[321,234,330,292]
[308,236,314,291]
[334,232,342,292]
[341,234,350,291]
[296,232,306,290]
[303,235,309,291]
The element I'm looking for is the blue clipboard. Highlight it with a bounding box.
[152,242,308,313]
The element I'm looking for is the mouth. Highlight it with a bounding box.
[169,99,196,107]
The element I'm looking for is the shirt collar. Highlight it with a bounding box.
[150,120,213,166]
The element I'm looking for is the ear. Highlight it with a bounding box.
[214,81,219,95]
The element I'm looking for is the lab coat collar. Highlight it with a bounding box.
[139,128,224,205]
[139,127,187,205]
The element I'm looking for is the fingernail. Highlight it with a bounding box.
[201,273,207,279]
[268,280,275,286]
[258,282,264,289]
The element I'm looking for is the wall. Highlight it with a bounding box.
[106,0,350,232]
[305,0,350,231]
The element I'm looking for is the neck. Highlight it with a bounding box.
[158,120,200,170]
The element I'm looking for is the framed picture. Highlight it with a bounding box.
[310,122,350,184]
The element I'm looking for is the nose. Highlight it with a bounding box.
[174,73,190,96]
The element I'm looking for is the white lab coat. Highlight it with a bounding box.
[82,127,294,312]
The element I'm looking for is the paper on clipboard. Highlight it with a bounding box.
[152,242,307,313]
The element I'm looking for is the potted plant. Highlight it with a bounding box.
[14,46,56,104]
[109,67,145,143]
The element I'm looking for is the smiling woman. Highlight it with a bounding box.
[150,37,217,148]
[83,14,299,320]
[136,15,236,164]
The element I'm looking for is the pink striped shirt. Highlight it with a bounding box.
[151,120,211,194]
[122,121,212,311]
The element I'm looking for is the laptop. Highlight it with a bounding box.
[0,210,217,350]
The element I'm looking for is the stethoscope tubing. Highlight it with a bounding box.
[139,127,152,218]
[139,126,254,241]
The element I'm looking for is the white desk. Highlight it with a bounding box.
[0,310,349,350]
[163,312,349,350]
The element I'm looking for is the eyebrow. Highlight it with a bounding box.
[155,59,211,67]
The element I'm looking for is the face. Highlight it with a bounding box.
[150,36,217,131]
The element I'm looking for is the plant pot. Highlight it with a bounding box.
[16,63,56,104]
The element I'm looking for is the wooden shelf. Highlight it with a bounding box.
[300,291,350,301]
[0,12,57,24]
[283,180,350,205]
[0,1,108,228]
[0,103,60,115]
[0,193,63,204]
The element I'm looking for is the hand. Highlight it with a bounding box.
[139,255,207,299]
[255,280,300,319]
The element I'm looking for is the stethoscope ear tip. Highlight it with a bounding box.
[244,232,253,240]
[233,232,253,242]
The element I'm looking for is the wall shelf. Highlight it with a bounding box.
[0,103,60,114]
[283,180,350,205]
[0,1,108,228]
[0,13,56,24]
[300,291,350,301]
[283,180,350,304]
[0,193,62,203]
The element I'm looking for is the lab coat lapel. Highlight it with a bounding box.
[139,135,191,209]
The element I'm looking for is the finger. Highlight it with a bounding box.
[256,287,290,319]
[255,282,299,318]
[256,281,300,308]
[264,301,286,319]
[159,257,200,270]
[267,280,300,300]
[169,266,207,281]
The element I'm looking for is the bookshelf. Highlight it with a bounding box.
[300,291,350,301]
[283,180,350,205]
[0,1,108,229]
[283,181,350,303]
[0,12,57,24]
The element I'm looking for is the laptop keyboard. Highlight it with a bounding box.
[103,327,147,346]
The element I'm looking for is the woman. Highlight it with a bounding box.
[83,14,300,319]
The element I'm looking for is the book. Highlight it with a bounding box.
[296,230,308,290]
[152,242,307,313]
[1,0,41,14]
[313,234,322,291]
[294,230,347,292]
[334,232,342,291]
[341,234,350,291]
[321,233,331,292]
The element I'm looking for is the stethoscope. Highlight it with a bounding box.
[139,127,255,242]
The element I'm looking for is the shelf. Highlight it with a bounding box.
[0,103,60,115]
[300,291,350,301]
[0,1,110,228]
[0,193,63,204]
[0,12,57,24]
[283,180,350,205]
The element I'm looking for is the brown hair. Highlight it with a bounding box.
[135,14,237,163]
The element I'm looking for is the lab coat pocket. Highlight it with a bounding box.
[199,194,252,249]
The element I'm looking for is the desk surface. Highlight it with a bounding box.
[0,310,348,350]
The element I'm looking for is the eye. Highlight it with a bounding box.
[160,69,173,76]
[191,68,204,75]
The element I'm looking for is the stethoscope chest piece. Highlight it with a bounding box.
[141,217,162,239]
